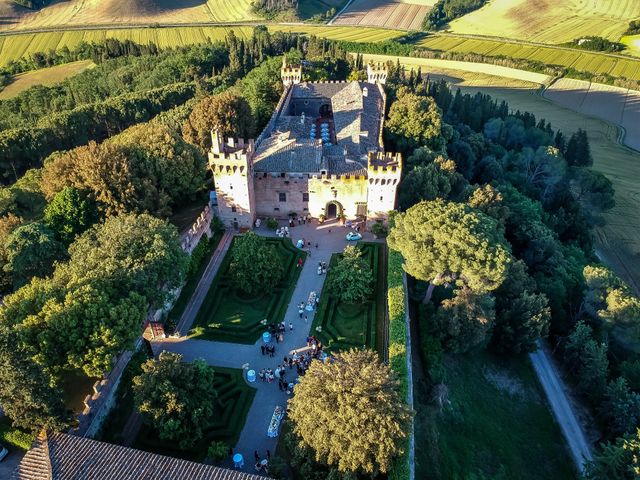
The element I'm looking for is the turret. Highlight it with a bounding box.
[366,151,402,221]
[209,131,256,229]
[281,56,302,86]
[367,62,388,85]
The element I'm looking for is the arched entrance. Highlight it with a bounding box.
[325,201,343,219]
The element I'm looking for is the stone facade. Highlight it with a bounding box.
[210,61,401,229]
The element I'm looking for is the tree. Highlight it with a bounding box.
[4,221,65,288]
[385,88,444,154]
[564,321,609,400]
[599,377,640,437]
[325,245,373,303]
[467,184,510,228]
[43,187,98,245]
[565,128,593,167]
[133,352,217,449]
[228,232,284,296]
[182,91,255,150]
[398,156,464,209]
[288,349,411,474]
[492,291,551,354]
[388,199,512,303]
[0,324,70,433]
[61,213,188,306]
[574,169,615,212]
[432,289,495,353]
[586,429,640,480]
[0,213,22,291]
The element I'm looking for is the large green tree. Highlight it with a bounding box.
[586,429,640,480]
[492,291,551,354]
[564,321,609,400]
[182,91,255,150]
[43,186,98,245]
[325,245,373,303]
[288,349,411,474]
[398,157,464,209]
[133,351,217,449]
[228,232,284,296]
[4,221,65,288]
[388,199,512,303]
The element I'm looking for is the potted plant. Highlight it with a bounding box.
[319,214,326,224]
[338,213,347,225]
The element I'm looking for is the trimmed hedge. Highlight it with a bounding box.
[387,248,410,480]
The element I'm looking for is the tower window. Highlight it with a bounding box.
[231,206,237,212]
[380,196,383,201]
[279,193,287,202]
[303,192,309,202]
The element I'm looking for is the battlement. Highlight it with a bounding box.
[209,131,255,170]
[281,56,302,86]
[367,151,402,175]
[367,62,388,85]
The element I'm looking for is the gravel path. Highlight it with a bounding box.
[154,220,374,473]
[529,340,592,472]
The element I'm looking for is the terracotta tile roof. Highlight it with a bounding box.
[12,432,264,480]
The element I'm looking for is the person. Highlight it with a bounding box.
[304,315,308,324]
[315,242,318,249]
[261,345,265,355]
[278,378,284,391]
[289,322,293,331]
[278,332,284,343]
[254,451,260,462]
[259,369,265,381]
[298,305,303,318]
[284,355,289,365]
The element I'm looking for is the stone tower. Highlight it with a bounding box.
[366,151,402,222]
[209,131,256,229]
[281,56,302,86]
[367,62,388,85]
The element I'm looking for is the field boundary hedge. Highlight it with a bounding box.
[387,248,413,480]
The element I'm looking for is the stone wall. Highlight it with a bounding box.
[309,174,368,219]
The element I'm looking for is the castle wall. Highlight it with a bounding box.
[254,174,310,218]
[309,175,368,219]
[366,176,400,219]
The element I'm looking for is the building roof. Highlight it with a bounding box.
[12,432,264,480]
[254,80,385,175]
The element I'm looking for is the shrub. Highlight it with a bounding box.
[266,217,278,230]
[207,440,228,462]
[371,220,388,238]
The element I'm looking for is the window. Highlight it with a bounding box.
[303,192,309,202]
[303,207,308,211]
[380,196,383,201]
[274,207,280,212]
[279,193,287,202]
[231,206,237,213]
[230,185,233,190]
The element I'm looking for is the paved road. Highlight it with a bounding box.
[0,449,24,478]
[155,220,372,473]
[529,340,592,472]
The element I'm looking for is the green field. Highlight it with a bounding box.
[311,242,386,354]
[0,25,405,66]
[0,60,93,99]
[417,35,640,81]
[414,351,575,479]
[190,236,305,344]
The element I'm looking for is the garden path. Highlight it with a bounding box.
[154,219,376,474]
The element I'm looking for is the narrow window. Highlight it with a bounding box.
[303,192,309,202]
[279,193,287,202]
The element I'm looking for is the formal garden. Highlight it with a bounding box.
[311,242,386,354]
[189,233,306,344]
[99,351,255,462]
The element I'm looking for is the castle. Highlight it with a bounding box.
[209,59,402,230]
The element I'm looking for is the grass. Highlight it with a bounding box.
[0,25,405,66]
[311,242,385,354]
[416,35,640,81]
[0,417,34,452]
[0,60,94,99]
[446,0,640,47]
[134,366,256,461]
[297,0,348,20]
[414,351,575,480]
[189,236,306,344]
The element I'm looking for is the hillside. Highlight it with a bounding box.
[0,0,259,31]
[447,0,640,45]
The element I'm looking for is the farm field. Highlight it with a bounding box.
[332,0,435,31]
[417,34,640,81]
[0,59,93,99]
[447,0,640,46]
[622,34,640,57]
[0,0,259,32]
[298,0,347,20]
[0,25,404,66]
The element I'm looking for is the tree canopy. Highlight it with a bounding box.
[288,349,411,474]
[43,187,98,245]
[388,199,512,302]
[325,245,374,303]
[133,351,217,449]
[228,232,285,296]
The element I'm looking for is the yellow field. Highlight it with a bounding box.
[622,35,640,57]
[0,25,404,66]
[417,35,640,81]
[332,0,434,31]
[447,0,640,46]
[0,59,93,99]
[0,0,259,31]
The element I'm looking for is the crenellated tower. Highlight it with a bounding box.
[367,62,388,85]
[366,151,402,222]
[281,56,302,86]
[209,131,256,229]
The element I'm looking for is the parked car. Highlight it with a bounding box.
[345,231,362,241]
[0,444,8,462]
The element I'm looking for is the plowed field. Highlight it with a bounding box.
[332,0,435,31]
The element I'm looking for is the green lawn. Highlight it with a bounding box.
[189,236,306,344]
[414,351,576,480]
[311,242,386,354]
[134,366,256,461]
[0,417,34,452]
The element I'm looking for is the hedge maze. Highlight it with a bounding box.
[312,242,385,353]
[190,236,305,344]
